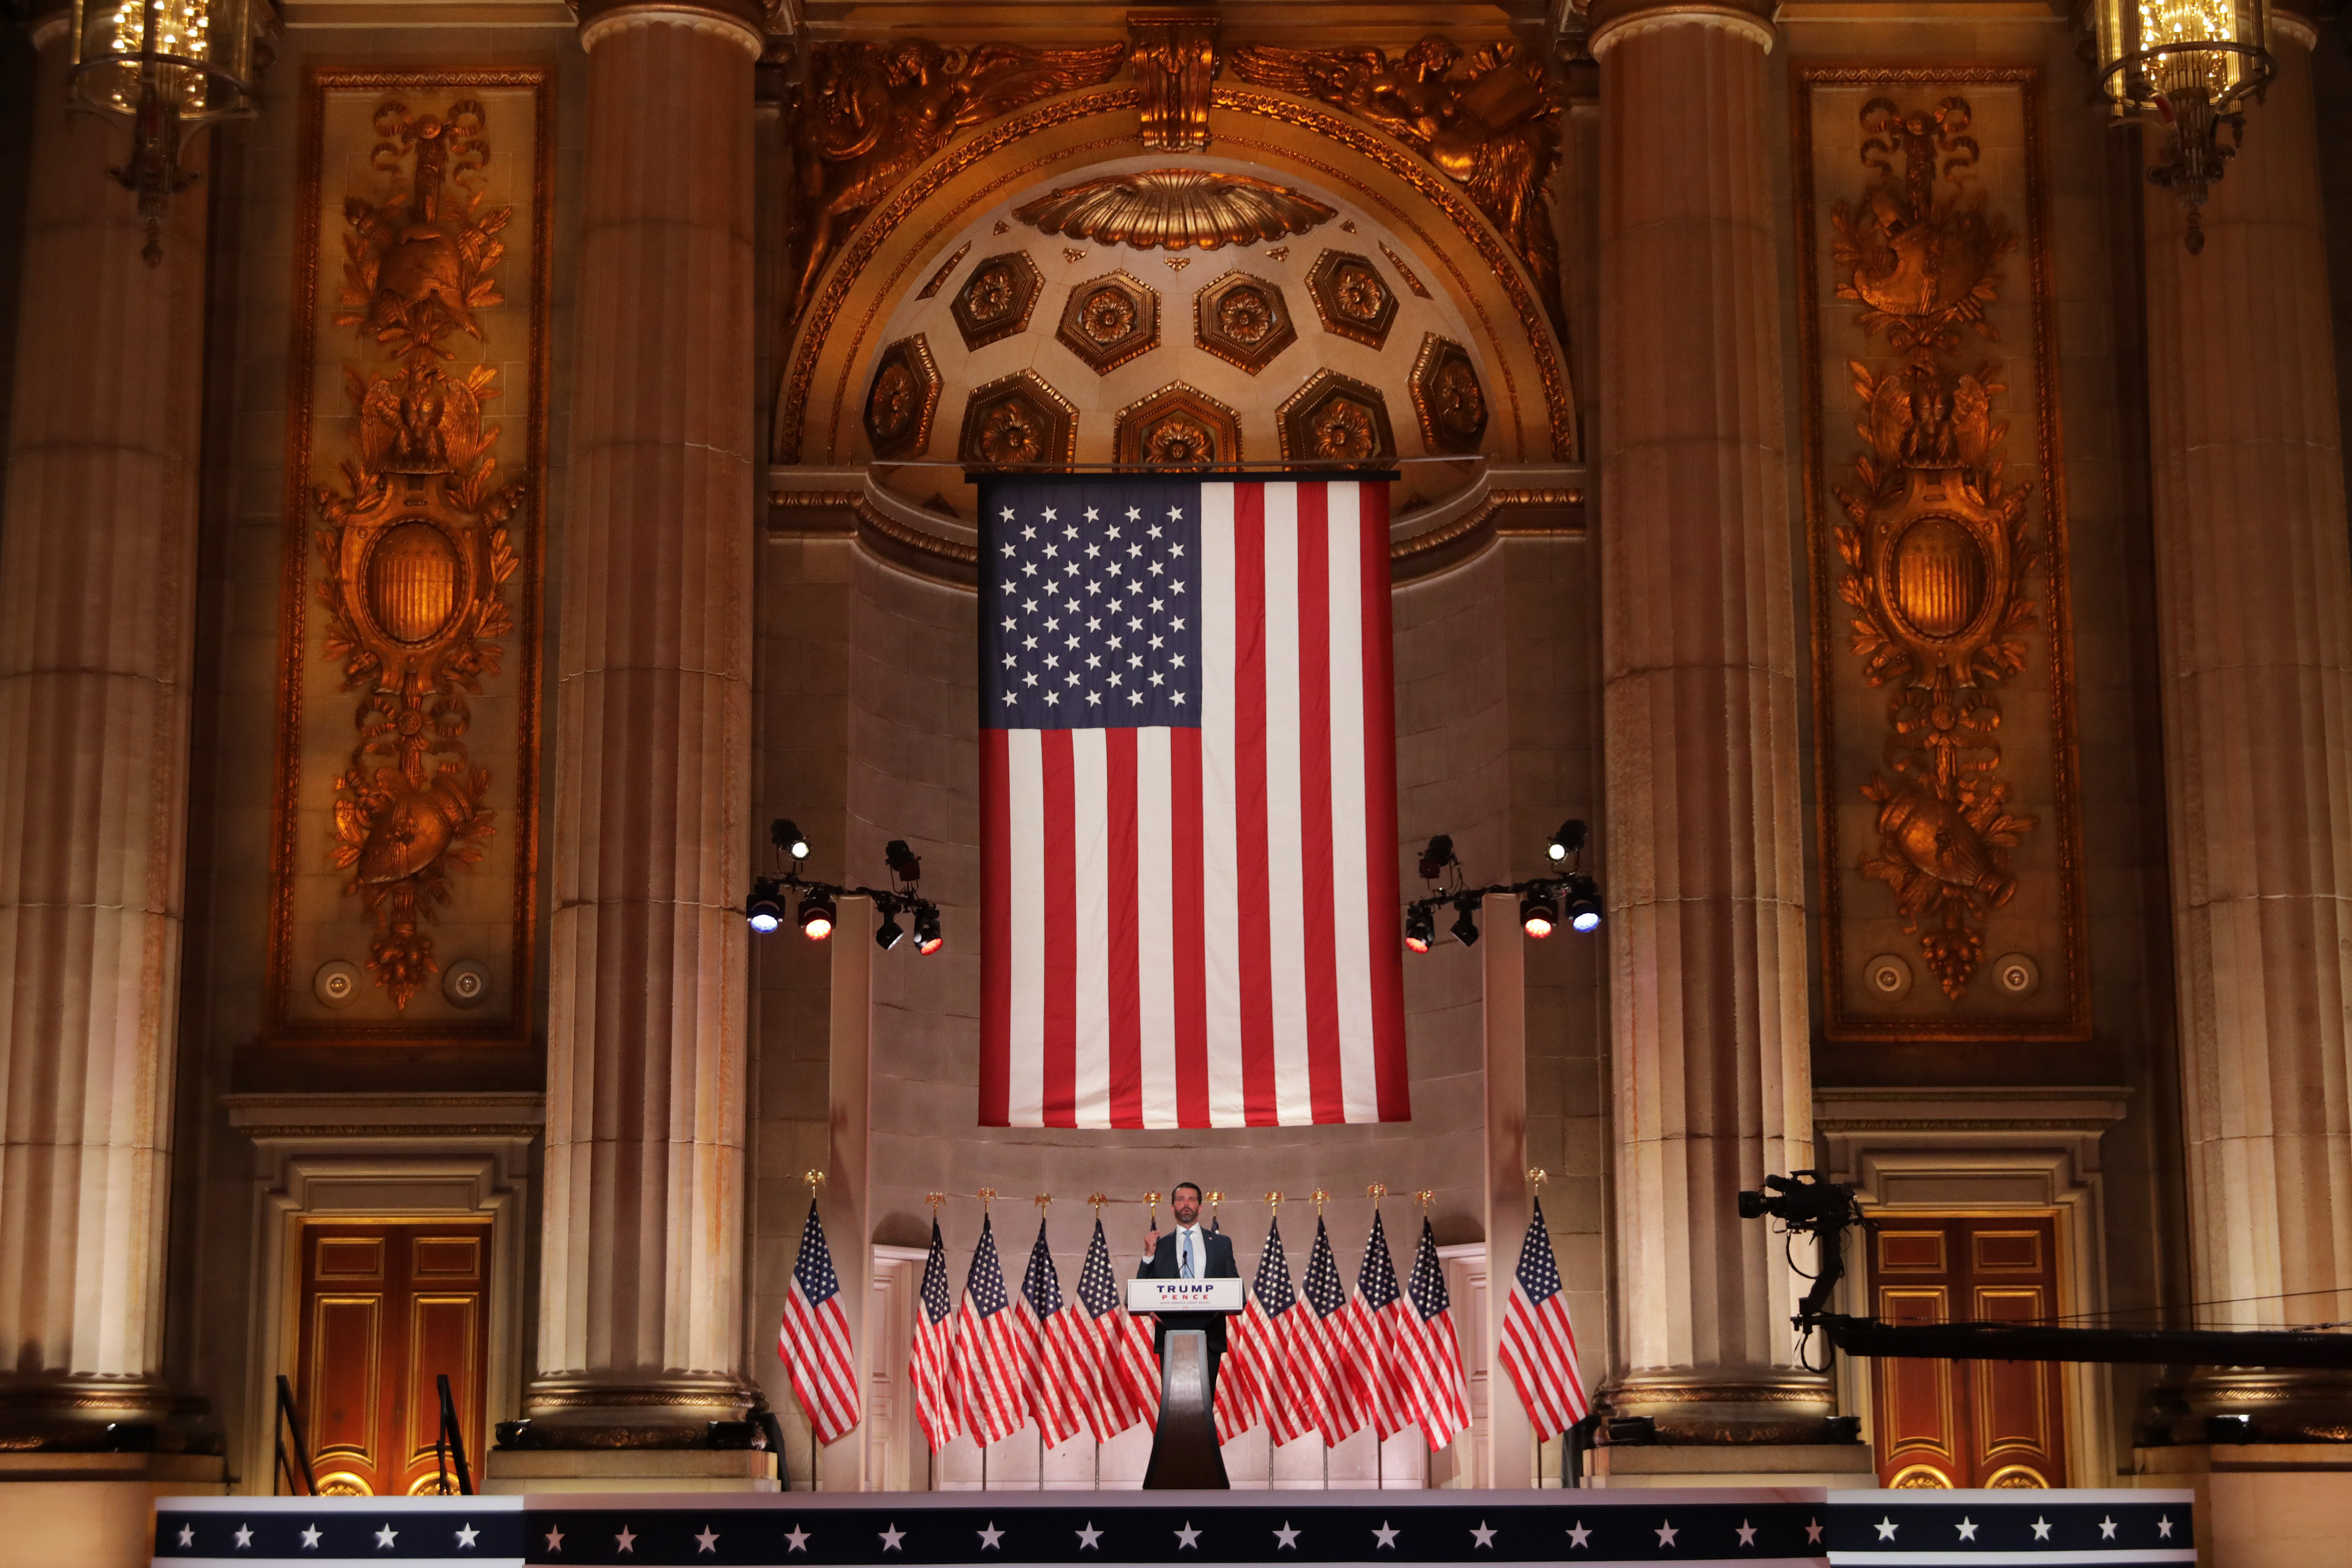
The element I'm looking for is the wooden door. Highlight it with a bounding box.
[1866,1214,2066,1489]
[293,1221,490,1496]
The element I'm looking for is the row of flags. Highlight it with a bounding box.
[777,1199,1589,1456]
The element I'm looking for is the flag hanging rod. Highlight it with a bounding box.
[955,463,1410,481]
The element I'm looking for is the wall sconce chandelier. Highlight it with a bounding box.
[2093,0,2275,253]
[1403,820,1602,953]
[67,0,261,265]
[746,819,944,955]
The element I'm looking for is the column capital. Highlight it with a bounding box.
[2271,9,2318,52]
[577,0,766,58]
[1586,0,1776,60]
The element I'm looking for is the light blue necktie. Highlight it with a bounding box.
[1181,1231,1194,1279]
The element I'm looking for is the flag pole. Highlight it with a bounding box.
[1035,1192,1051,1492]
[806,1169,826,1493]
[980,1186,996,1493]
[1416,1189,1435,1490]
[1527,1168,1548,1489]
[1314,1187,1328,1492]
[1367,1184,1386,1492]
[927,1192,945,1495]
[1089,1192,1108,1493]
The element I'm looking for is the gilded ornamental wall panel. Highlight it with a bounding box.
[269,71,550,1045]
[1795,69,2087,1042]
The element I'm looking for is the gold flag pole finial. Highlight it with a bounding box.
[1035,1192,1052,1216]
[1145,1190,1163,1228]
[1312,1187,1329,1216]
[977,1186,997,1217]
[926,1190,947,1213]
[1527,1167,1548,1189]
[1266,1190,1284,1216]
[1207,1189,1224,1225]
[1415,1188,1434,1214]
[805,1169,827,1199]
[1088,1191,1109,1215]
[1367,1182,1388,1206]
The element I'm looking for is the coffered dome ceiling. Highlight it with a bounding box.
[855,155,1498,520]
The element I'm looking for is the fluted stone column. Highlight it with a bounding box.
[2144,13,2352,1435]
[1592,0,1830,1444]
[527,0,761,1446]
[0,16,207,1447]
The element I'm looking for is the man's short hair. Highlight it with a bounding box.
[1172,1180,1203,1202]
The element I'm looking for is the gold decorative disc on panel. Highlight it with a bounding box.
[1277,368,1394,462]
[1193,270,1296,374]
[1056,271,1160,375]
[951,251,1045,350]
[1114,382,1241,467]
[864,334,941,459]
[1408,333,1488,455]
[959,371,1079,467]
[1306,249,1398,348]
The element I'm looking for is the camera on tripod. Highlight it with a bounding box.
[1736,1169,1863,1233]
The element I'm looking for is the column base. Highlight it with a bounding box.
[1588,1442,1878,1489]
[481,1449,779,1493]
[1601,1377,1840,1444]
[517,1373,757,1448]
[2134,1444,2352,1568]
[0,1453,228,1568]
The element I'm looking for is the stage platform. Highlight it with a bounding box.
[154,1486,2193,1567]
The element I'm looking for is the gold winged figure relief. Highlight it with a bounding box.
[792,40,1128,317]
[315,97,523,1008]
[1226,37,1561,327]
[1827,95,2039,1000]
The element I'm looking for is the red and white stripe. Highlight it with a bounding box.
[1019,1301,1087,1450]
[953,1296,1032,1448]
[1498,1277,1590,1439]
[1067,1303,1156,1441]
[778,1280,859,1445]
[1393,1306,1471,1451]
[1336,1293,1406,1443]
[909,1309,957,1454]
[982,481,1409,1130]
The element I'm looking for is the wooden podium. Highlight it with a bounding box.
[1126,1278,1244,1489]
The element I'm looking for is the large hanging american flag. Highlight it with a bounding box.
[1395,1214,1472,1450]
[1071,1217,1158,1440]
[979,477,1409,1130]
[776,1198,861,1444]
[1015,1216,1087,1449]
[907,1218,959,1453]
[1337,1209,1407,1441]
[1497,1197,1590,1438]
[952,1214,1031,1446]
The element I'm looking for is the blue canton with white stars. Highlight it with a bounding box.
[1304,1218,1349,1320]
[794,1200,842,1307]
[1252,1217,1300,1319]
[918,1219,953,1327]
[1021,1220,1066,1317]
[1516,1199,1563,1306]
[1076,1219,1122,1318]
[1408,1216,1453,1325]
[1358,1211,1402,1312]
[966,1216,1014,1319]
[983,479,1202,731]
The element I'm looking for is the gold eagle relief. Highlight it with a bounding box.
[1829,96,2038,1000]
[316,98,521,1008]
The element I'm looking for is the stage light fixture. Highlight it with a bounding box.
[1418,834,1456,881]
[1404,904,1434,953]
[914,904,944,955]
[798,894,836,941]
[1547,819,1586,864]
[772,819,810,861]
[1521,893,1557,940]
[885,838,923,882]
[745,878,784,934]
[1566,875,1603,933]
[875,906,905,951]
[1451,896,1481,947]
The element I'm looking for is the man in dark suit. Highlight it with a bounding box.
[1137,1180,1241,1399]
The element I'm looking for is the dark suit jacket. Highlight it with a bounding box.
[1137,1227,1241,1356]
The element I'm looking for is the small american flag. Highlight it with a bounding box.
[952,1214,1032,1447]
[1072,1217,1157,1439]
[1016,1217,1087,1448]
[1338,1209,1407,1441]
[908,1218,959,1453]
[1299,1216,1365,1446]
[1497,1198,1589,1438]
[1395,1215,1471,1450]
[980,477,1410,1130]
[778,1198,861,1444]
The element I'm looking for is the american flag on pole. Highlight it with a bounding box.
[1298,1215,1366,1447]
[776,1198,861,1444]
[1496,1197,1590,1438]
[952,1214,1032,1446]
[1070,1217,1157,1440]
[907,1217,959,1453]
[980,477,1410,1130]
[1215,1218,1304,1445]
[1337,1209,1407,1441]
[1395,1214,1472,1450]
[1015,1216,1087,1449]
